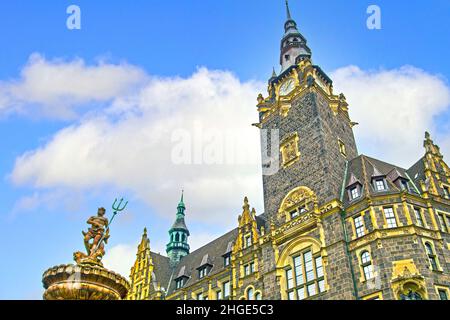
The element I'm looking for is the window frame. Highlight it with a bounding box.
[425,242,439,271]
[223,281,231,298]
[443,185,450,199]
[360,251,374,281]
[374,178,387,191]
[198,265,211,279]
[196,292,204,300]
[437,213,448,233]
[383,207,398,228]
[399,179,409,191]
[354,215,365,238]
[338,139,347,157]
[435,286,449,300]
[243,261,255,277]
[413,207,425,227]
[285,249,325,300]
[223,254,231,267]
[350,186,360,200]
[289,204,308,220]
[175,277,186,289]
[244,234,252,248]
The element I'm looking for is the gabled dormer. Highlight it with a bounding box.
[371,166,388,192]
[197,254,213,279]
[346,173,363,201]
[387,168,410,192]
[222,241,233,267]
[174,265,190,290]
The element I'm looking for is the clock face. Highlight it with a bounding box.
[279,78,295,96]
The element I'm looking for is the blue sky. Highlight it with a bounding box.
[1,0,450,299]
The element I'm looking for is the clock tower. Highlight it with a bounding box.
[256,1,358,224]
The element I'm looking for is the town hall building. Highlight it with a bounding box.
[126,2,450,300]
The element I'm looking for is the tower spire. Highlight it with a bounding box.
[279,0,312,72]
[285,0,292,20]
[167,192,190,266]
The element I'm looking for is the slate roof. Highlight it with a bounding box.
[166,228,239,296]
[342,155,421,206]
[407,156,426,187]
[171,217,189,232]
[157,212,266,296]
[149,252,172,292]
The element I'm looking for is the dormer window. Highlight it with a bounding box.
[346,173,362,202]
[374,178,386,191]
[175,277,186,289]
[224,253,231,267]
[350,186,360,200]
[399,179,409,191]
[197,254,213,279]
[222,241,233,267]
[199,266,211,279]
[443,185,450,199]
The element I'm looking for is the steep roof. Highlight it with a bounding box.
[165,228,238,296]
[342,155,420,206]
[149,251,172,292]
[407,156,426,187]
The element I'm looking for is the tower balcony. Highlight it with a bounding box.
[166,242,190,252]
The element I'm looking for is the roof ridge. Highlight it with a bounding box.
[364,154,407,171]
[360,155,371,193]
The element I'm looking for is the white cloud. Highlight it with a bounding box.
[10,63,265,224]
[0,53,146,119]
[9,56,450,226]
[331,65,450,167]
[103,243,136,278]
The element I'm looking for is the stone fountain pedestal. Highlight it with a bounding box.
[42,263,130,300]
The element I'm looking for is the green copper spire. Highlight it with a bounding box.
[177,190,185,217]
[167,191,190,266]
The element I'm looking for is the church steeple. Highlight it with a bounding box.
[280,0,311,72]
[166,191,190,267]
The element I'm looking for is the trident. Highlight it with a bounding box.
[109,197,128,226]
[91,197,128,254]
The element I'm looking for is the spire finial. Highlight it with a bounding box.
[272,67,277,78]
[181,189,184,203]
[285,0,292,20]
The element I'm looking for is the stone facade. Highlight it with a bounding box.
[126,4,450,301]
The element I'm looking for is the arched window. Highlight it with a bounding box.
[425,242,438,271]
[182,234,186,242]
[175,233,180,242]
[247,287,254,300]
[255,292,262,300]
[285,250,324,300]
[360,251,374,280]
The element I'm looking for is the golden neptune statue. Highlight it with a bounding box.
[42,202,130,300]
